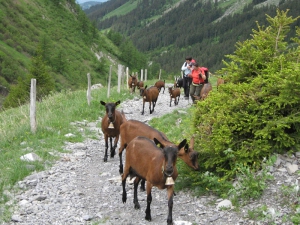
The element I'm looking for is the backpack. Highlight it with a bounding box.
[201,67,209,83]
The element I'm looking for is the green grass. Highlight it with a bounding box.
[102,1,138,21]
[0,85,135,219]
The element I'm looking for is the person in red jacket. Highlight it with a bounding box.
[188,63,206,103]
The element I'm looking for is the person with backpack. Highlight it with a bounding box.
[188,63,206,103]
[181,56,195,99]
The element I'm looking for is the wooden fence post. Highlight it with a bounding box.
[117,64,122,93]
[145,69,147,81]
[126,67,129,89]
[159,69,161,80]
[87,73,91,106]
[140,69,143,81]
[107,65,112,98]
[30,79,37,133]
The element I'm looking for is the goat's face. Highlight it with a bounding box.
[139,85,147,97]
[162,146,178,177]
[131,75,137,86]
[100,100,120,121]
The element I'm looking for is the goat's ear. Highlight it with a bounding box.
[184,143,189,153]
[115,100,121,106]
[178,139,187,150]
[129,74,132,77]
[100,101,106,106]
[153,138,163,147]
[145,85,147,89]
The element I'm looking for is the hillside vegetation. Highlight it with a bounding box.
[0,0,150,109]
[86,0,300,75]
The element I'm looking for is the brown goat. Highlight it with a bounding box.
[139,85,159,115]
[217,77,225,90]
[100,100,125,162]
[154,79,165,93]
[136,81,144,90]
[122,136,187,225]
[168,86,180,107]
[194,82,212,103]
[118,119,199,174]
[128,74,138,93]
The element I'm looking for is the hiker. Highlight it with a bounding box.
[181,56,195,100]
[188,63,206,103]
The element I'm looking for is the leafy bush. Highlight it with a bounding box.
[192,9,300,179]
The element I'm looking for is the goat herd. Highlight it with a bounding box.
[100,73,226,224]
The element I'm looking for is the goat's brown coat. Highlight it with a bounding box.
[122,136,187,225]
[128,74,138,93]
[139,85,159,115]
[118,119,199,174]
[136,81,144,89]
[217,77,225,90]
[168,86,180,107]
[154,80,165,93]
[100,100,125,162]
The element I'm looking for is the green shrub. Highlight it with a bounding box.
[192,10,300,179]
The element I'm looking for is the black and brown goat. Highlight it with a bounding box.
[168,86,180,107]
[136,81,144,90]
[122,136,187,225]
[128,74,138,93]
[154,79,165,93]
[100,100,125,162]
[139,85,159,115]
[174,77,183,89]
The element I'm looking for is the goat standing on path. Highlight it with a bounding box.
[100,100,125,162]
[154,80,165,94]
[140,85,159,115]
[122,136,187,225]
[118,119,199,191]
[168,86,180,107]
[128,74,138,93]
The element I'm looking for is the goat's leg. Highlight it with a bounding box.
[141,101,145,115]
[111,136,118,158]
[167,186,174,225]
[133,177,141,209]
[118,146,124,174]
[169,97,172,107]
[177,96,180,105]
[145,181,152,221]
[149,102,152,114]
[109,137,114,158]
[140,179,146,191]
[104,135,108,162]
[121,172,128,204]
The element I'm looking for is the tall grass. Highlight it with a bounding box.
[0,86,134,207]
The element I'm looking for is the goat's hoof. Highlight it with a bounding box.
[103,157,108,162]
[140,186,145,192]
[145,215,151,221]
[134,203,140,209]
[110,151,115,158]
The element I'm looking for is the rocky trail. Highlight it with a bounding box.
[2,84,299,225]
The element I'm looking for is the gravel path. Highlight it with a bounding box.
[2,84,298,225]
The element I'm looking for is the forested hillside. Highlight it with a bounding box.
[0,0,148,109]
[85,0,300,74]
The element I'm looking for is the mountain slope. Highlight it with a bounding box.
[0,0,125,108]
[85,0,300,74]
